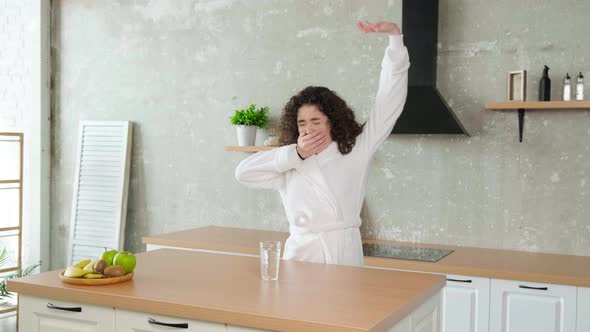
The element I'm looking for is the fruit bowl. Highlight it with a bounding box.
[59,271,134,286]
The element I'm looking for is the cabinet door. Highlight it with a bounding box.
[115,308,226,332]
[442,274,490,332]
[410,290,442,332]
[577,287,590,332]
[19,294,115,332]
[489,279,576,332]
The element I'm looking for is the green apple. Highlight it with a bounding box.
[101,248,119,266]
[113,251,136,274]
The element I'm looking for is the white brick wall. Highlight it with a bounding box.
[0,2,39,330]
[0,0,33,130]
[0,0,51,282]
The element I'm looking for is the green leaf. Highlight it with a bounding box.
[0,246,41,301]
[230,104,270,128]
[0,248,6,268]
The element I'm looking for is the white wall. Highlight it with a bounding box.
[0,0,51,271]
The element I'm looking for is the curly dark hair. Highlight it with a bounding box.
[278,86,364,155]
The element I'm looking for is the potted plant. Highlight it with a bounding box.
[230,104,269,146]
[254,106,270,146]
[0,247,40,303]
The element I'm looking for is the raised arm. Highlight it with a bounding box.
[235,144,303,190]
[357,21,410,154]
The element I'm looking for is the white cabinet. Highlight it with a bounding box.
[410,290,442,332]
[489,278,577,332]
[19,294,115,332]
[115,308,226,331]
[387,290,442,332]
[442,274,490,332]
[577,287,590,332]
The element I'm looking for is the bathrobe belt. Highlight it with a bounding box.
[290,217,361,264]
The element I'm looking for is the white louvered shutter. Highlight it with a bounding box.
[68,121,133,266]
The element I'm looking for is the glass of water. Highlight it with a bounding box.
[259,240,281,281]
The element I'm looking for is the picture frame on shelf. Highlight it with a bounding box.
[507,70,527,101]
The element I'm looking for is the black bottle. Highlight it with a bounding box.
[539,65,551,101]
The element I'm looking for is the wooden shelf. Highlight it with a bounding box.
[225,146,279,152]
[485,100,590,142]
[0,297,17,315]
[0,180,20,184]
[0,132,23,317]
[486,100,590,110]
[0,266,18,274]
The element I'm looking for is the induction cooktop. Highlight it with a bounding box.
[362,243,454,262]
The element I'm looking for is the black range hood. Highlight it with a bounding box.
[392,0,469,135]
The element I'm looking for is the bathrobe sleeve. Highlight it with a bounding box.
[360,35,410,155]
[235,144,303,190]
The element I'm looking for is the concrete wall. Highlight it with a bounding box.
[50,0,590,269]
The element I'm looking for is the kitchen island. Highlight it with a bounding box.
[143,226,590,332]
[9,248,445,332]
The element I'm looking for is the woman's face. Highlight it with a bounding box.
[296,104,332,139]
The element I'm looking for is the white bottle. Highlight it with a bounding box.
[576,72,584,100]
[563,73,571,101]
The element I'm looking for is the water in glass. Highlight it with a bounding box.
[259,241,280,281]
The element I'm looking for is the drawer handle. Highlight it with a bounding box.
[46,303,82,312]
[519,285,548,291]
[148,317,189,329]
[447,278,472,283]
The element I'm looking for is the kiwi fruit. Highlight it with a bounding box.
[103,265,126,277]
[93,259,107,274]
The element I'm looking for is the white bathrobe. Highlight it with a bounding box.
[235,35,409,266]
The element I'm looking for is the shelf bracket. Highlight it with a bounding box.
[518,109,525,142]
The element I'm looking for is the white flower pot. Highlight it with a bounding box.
[255,128,267,146]
[236,125,257,146]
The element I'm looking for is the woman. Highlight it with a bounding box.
[235,20,409,266]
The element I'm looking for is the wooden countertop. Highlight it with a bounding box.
[143,226,590,287]
[8,249,444,332]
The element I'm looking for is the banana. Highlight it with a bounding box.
[64,266,87,278]
[83,260,97,273]
[82,273,104,279]
[72,259,91,269]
